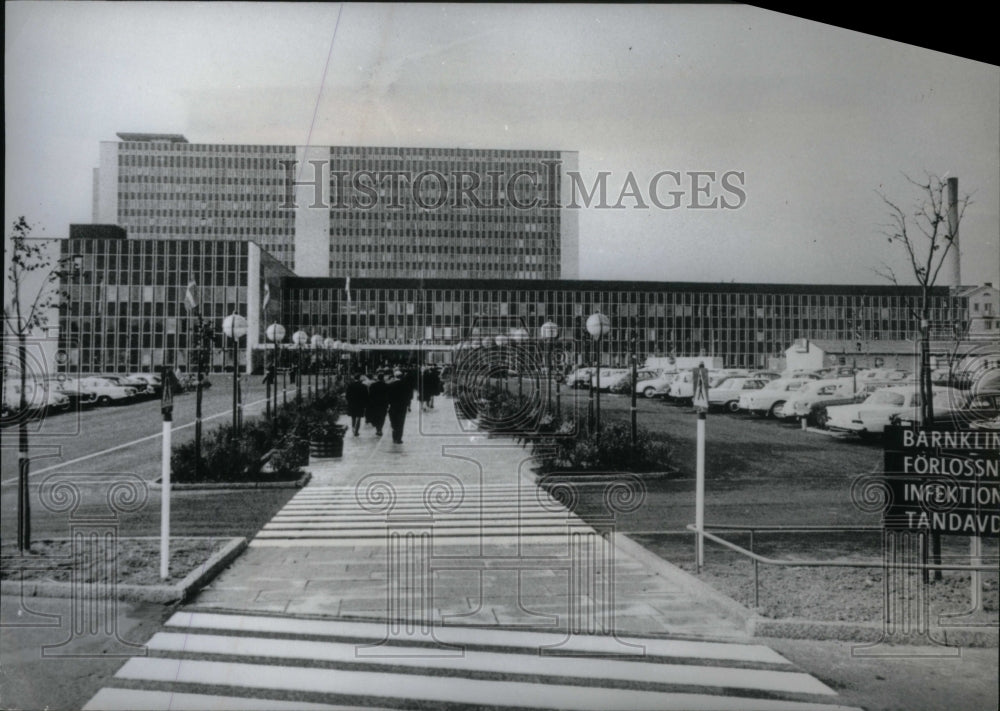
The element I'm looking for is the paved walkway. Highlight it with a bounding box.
[82,396,862,710]
[196,396,745,638]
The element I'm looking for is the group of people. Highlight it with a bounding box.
[343,365,444,445]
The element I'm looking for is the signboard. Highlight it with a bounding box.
[883,425,999,536]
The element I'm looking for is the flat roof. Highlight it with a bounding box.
[282,276,944,297]
[116,133,189,143]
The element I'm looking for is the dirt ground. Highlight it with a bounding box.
[1,537,229,584]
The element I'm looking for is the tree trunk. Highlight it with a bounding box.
[17,333,31,551]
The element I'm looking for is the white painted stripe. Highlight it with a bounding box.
[249,535,582,547]
[259,523,592,533]
[148,632,836,696]
[267,514,583,523]
[82,687,373,711]
[115,658,859,711]
[166,611,789,664]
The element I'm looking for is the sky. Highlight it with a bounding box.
[5,2,999,287]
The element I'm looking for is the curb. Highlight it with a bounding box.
[614,532,757,635]
[621,534,998,648]
[150,472,311,490]
[1,536,247,604]
[753,617,998,648]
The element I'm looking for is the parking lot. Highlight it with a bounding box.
[0,375,298,542]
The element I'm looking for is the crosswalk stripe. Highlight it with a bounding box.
[114,657,858,711]
[250,535,611,547]
[82,688,384,711]
[147,631,836,696]
[166,611,790,664]
[257,524,593,536]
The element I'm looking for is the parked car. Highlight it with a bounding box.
[892,390,1000,430]
[2,379,71,416]
[777,378,860,423]
[708,377,767,412]
[102,373,156,397]
[637,371,679,398]
[44,376,99,409]
[566,367,596,388]
[748,370,783,382]
[77,376,140,405]
[610,368,664,395]
[591,368,630,392]
[737,377,815,417]
[128,372,163,396]
[826,385,963,439]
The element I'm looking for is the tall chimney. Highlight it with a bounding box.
[947,177,961,287]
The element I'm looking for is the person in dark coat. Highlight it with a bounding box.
[366,372,390,437]
[425,366,441,409]
[387,369,412,444]
[345,372,369,436]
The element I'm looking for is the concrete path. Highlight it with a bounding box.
[82,396,862,710]
[195,396,746,638]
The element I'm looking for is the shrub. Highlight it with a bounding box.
[171,383,346,483]
[534,419,673,474]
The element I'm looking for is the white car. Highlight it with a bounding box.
[708,377,767,412]
[77,376,139,405]
[637,371,678,398]
[825,386,963,439]
[591,368,630,391]
[737,377,815,417]
[777,378,859,421]
[2,379,71,415]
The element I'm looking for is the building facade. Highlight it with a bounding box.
[57,232,968,373]
[957,283,999,340]
[93,134,579,280]
[57,231,294,373]
[278,276,964,369]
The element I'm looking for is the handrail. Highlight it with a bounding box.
[679,523,997,609]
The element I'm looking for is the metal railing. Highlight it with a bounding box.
[646,524,1000,609]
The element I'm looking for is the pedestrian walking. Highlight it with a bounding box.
[345,372,369,436]
[367,371,390,437]
[387,368,412,444]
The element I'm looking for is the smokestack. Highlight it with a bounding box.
[947,177,961,287]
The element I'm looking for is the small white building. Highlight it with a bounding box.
[783,338,998,376]
[957,283,999,340]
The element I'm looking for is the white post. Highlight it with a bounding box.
[696,412,706,572]
[160,418,171,580]
[971,535,982,612]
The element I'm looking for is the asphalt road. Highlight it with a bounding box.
[0,377,304,542]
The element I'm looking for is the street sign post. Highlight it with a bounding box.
[693,362,710,571]
[159,376,173,580]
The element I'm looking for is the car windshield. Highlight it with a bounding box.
[867,391,906,406]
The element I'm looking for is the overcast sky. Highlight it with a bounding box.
[5,2,998,287]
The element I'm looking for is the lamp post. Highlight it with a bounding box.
[495,334,509,393]
[587,312,611,435]
[266,322,286,422]
[222,313,248,434]
[292,330,308,405]
[325,338,336,390]
[540,321,559,416]
[311,334,324,397]
[629,328,638,447]
[510,327,528,399]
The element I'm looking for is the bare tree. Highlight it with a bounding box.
[3,217,73,551]
[874,173,971,427]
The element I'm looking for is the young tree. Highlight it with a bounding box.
[3,217,73,551]
[874,174,971,427]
